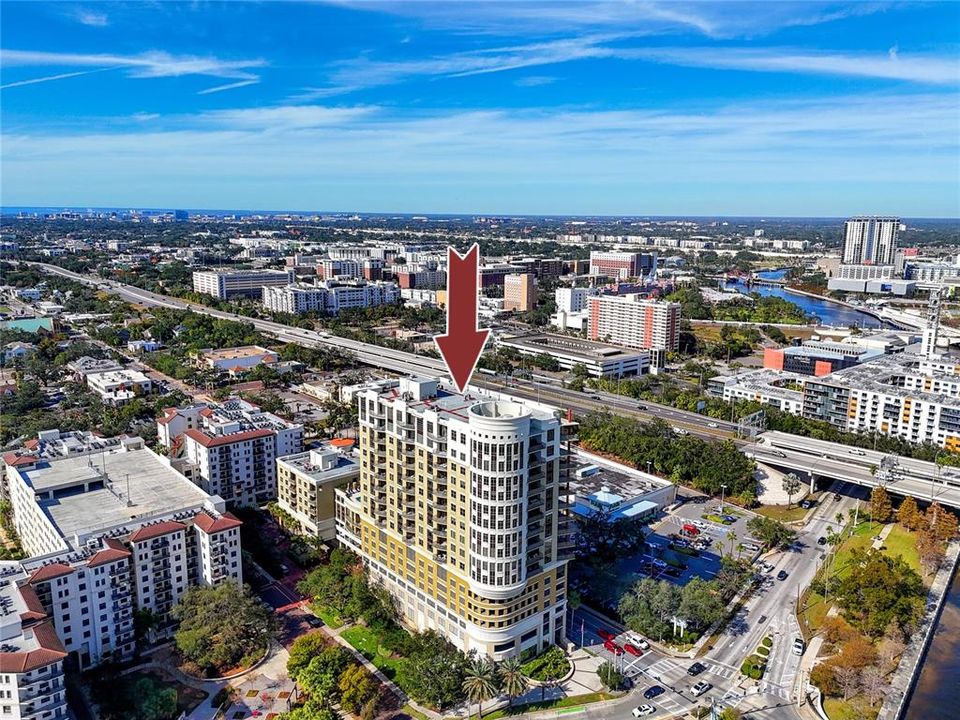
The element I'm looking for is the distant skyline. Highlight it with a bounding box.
[1,1,959,217]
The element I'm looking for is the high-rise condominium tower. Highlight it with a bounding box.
[336,377,573,660]
[841,216,900,266]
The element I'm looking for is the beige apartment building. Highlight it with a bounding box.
[503,273,537,312]
[336,377,574,660]
[277,444,359,540]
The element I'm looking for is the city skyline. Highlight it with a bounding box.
[1,1,959,216]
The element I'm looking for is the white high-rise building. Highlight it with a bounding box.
[587,294,681,351]
[192,268,296,299]
[261,280,400,315]
[841,217,900,266]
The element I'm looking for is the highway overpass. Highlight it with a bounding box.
[749,431,960,509]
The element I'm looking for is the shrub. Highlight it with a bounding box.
[520,646,570,681]
[597,661,625,691]
[761,636,773,648]
[756,646,770,657]
[740,655,766,680]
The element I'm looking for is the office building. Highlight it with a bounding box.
[550,287,599,332]
[277,443,360,540]
[84,369,152,406]
[335,377,573,659]
[763,342,883,377]
[1,436,242,677]
[192,269,295,300]
[158,398,303,506]
[589,252,657,280]
[261,280,400,315]
[587,295,681,351]
[479,264,524,288]
[841,216,900,266]
[496,333,650,378]
[707,370,805,414]
[503,274,537,312]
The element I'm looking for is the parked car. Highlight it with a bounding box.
[597,629,616,641]
[643,686,665,700]
[604,640,624,655]
[817,536,827,545]
[632,705,656,717]
[777,570,789,581]
[687,662,706,676]
[793,638,806,655]
[800,500,812,509]
[305,615,324,628]
[691,681,713,697]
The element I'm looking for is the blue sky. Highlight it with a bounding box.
[1,1,958,216]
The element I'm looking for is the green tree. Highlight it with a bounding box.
[338,664,378,715]
[679,577,725,632]
[597,661,625,691]
[834,549,925,637]
[288,632,330,681]
[896,496,922,531]
[394,631,469,710]
[746,516,796,550]
[497,657,527,707]
[130,676,178,720]
[172,582,277,675]
[299,647,351,705]
[462,657,498,719]
[782,473,802,508]
[870,486,893,524]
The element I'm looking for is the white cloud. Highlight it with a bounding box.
[197,79,261,95]
[0,67,117,90]
[514,75,556,87]
[198,104,378,130]
[69,8,109,27]
[0,48,266,90]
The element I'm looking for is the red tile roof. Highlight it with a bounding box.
[128,520,186,543]
[183,427,273,448]
[24,439,39,450]
[27,563,74,584]
[17,585,48,623]
[193,511,243,534]
[2,452,37,467]
[87,538,132,567]
[0,620,67,673]
[199,407,215,417]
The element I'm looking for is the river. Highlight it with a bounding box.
[722,269,884,329]
[905,569,960,718]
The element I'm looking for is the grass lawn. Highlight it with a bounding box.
[482,692,616,719]
[754,503,811,523]
[310,604,343,630]
[799,588,831,638]
[703,514,734,525]
[881,525,923,578]
[403,705,431,720]
[824,696,879,720]
[340,625,402,678]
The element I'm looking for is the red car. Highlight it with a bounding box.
[604,640,624,655]
[598,629,616,641]
[624,643,644,657]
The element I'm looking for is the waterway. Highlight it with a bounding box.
[905,570,960,719]
[722,268,884,329]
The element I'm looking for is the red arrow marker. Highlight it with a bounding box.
[435,243,490,392]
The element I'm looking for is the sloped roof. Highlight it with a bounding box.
[128,520,186,543]
[192,511,243,534]
[27,563,74,584]
[0,620,67,673]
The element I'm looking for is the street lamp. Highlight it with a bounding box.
[646,460,653,475]
[719,484,727,515]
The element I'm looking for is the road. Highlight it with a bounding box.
[32,262,738,440]
[750,432,960,509]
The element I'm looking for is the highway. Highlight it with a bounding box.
[750,432,960,509]
[32,262,737,439]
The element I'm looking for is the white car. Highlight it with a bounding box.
[632,705,656,717]
[630,636,651,651]
[793,638,806,655]
[672,426,688,435]
[691,681,713,697]
[707,422,719,428]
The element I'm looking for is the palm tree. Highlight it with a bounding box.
[462,658,498,720]
[835,511,845,528]
[498,657,528,708]
[726,530,737,557]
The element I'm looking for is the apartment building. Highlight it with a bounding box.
[707,369,805,414]
[261,280,400,315]
[503,274,537,312]
[85,369,152,406]
[277,444,360,540]
[395,268,447,291]
[550,287,599,332]
[0,562,68,720]
[1,438,242,677]
[589,251,657,279]
[192,268,296,299]
[802,353,960,449]
[335,377,574,660]
[587,294,681,351]
[841,216,900,266]
[158,398,303,505]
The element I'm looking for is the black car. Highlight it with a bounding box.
[637,404,647,410]
[643,686,665,700]
[777,570,789,581]
[687,662,706,676]
[817,536,827,546]
[305,615,324,628]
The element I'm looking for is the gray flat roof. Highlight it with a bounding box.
[19,448,211,545]
[500,333,645,361]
